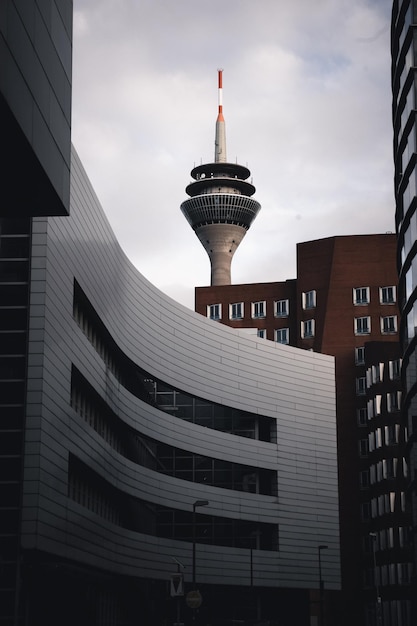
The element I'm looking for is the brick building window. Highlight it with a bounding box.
[355,346,365,365]
[353,287,370,305]
[302,319,315,338]
[252,301,266,318]
[380,286,396,304]
[275,328,289,344]
[229,302,243,320]
[381,315,397,334]
[302,290,316,310]
[356,377,367,395]
[275,299,289,317]
[208,304,221,320]
[355,316,371,335]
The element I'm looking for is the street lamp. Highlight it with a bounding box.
[192,500,209,589]
[318,545,328,626]
[370,533,382,626]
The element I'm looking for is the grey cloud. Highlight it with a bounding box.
[72,0,394,309]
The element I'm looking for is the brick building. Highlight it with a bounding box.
[196,234,413,626]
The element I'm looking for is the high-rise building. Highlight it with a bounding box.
[0,0,72,218]
[0,4,341,625]
[391,0,417,621]
[180,71,261,286]
[196,234,413,626]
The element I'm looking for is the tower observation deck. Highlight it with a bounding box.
[180,70,261,286]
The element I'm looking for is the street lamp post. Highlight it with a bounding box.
[250,530,262,622]
[171,557,185,626]
[318,545,328,626]
[192,500,209,589]
[250,530,261,587]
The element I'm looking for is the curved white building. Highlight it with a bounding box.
[5,148,339,624]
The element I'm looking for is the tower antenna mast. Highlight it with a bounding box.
[180,71,261,286]
[215,69,226,163]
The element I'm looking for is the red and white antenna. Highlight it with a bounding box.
[215,68,226,163]
[217,68,224,122]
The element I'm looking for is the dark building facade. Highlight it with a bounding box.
[0,2,341,625]
[391,0,417,622]
[195,234,413,626]
[0,1,72,624]
[0,0,72,217]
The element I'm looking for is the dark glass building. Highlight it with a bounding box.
[391,0,417,622]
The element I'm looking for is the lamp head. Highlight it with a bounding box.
[193,499,209,508]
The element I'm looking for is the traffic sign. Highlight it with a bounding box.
[170,573,184,597]
[185,589,202,609]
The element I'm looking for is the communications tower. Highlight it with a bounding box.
[180,71,261,286]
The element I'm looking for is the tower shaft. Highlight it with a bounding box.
[195,223,247,286]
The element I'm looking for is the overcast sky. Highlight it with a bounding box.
[71,0,394,310]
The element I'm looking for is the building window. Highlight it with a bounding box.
[381,315,397,334]
[353,287,370,305]
[301,319,315,338]
[257,329,266,339]
[359,439,369,457]
[380,286,396,304]
[360,470,370,489]
[361,502,370,520]
[275,328,289,344]
[371,363,384,384]
[387,391,401,412]
[355,316,371,335]
[374,395,382,415]
[356,377,367,396]
[355,346,365,365]
[208,304,221,320]
[275,299,289,317]
[389,359,401,380]
[385,425,398,447]
[368,431,375,452]
[229,302,243,320]
[252,301,266,319]
[357,407,368,426]
[302,290,316,310]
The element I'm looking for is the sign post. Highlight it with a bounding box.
[170,570,184,626]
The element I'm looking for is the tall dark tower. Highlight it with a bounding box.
[180,70,261,286]
[392,1,417,621]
